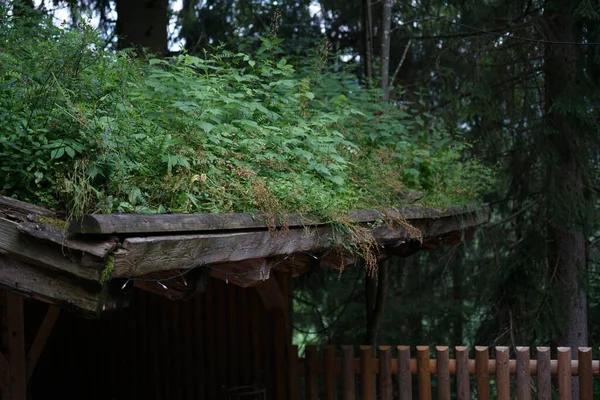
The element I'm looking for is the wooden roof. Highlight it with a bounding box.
[0,195,489,317]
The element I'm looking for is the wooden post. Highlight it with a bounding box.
[475,346,490,400]
[536,347,551,400]
[516,347,531,400]
[455,346,470,400]
[287,345,300,400]
[557,347,571,400]
[435,346,450,400]
[27,305,60,378]
[416,346,431,400]
[495,347,510,400]
[397,346,412,400]
[305,345,318,400]
[378,346,392,400]
[324,345,337,400]
[5,292,26,400]
[360,346,374,400]
[578,347,593,400]
[341,346,355,400]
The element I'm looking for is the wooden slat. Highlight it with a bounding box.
[536,347,551,400]
[181,299,193,400]
[360,346,374,400]
[305,345,318,400]
[455,346,470,400]
[250,290,262,383]
[27,305,60,376]
[192,292,205,398]
[475,346,490,400]
[341,346,355,400]
[17,222,117,259]
[112,211,488,279]
[516,347,531,400]
[288,345,301,400]
[274,313,287,400]
[398,346,412,400]
[0,217,102,281]
[6,292,27,400]
[0,195,54,218]
[436,346,450,400]
[578,347,593,400]
[416,346,431,400]
[495,347,510,400]
[228,285,239,388]
[324,345,337,400]
[557,347,571,400]
[379,346,392,400]
[69,205,481,234]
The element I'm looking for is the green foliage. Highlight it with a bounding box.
[0,5,491,227]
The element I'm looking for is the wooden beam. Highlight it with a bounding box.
[0,217,102,281]
[69,205,485,235]
[17,222,118,259]
[0,195,54,219]
[27,305,60,377]
[5,292,26,400]
[255,275,288,318]
[0,256,128,317]
[112,210,488,278]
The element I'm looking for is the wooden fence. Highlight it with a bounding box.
[289,345,598,400]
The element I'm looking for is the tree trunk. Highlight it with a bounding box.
[361,0,373,84]
[380,0,392,100]
[543,2,588,397]
[116,0,169,56]
[365,260,388,346]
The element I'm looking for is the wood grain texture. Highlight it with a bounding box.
[378,346,392,400]
[435,346,450,400]
[516,347,531,400]
[17,222,117,259]
[578,347,593,400]
[536,347,551,400]
[557,347,571,400]
[475,346,490,400]
[112,211,488,279]
[0,256,126,316]
[495,347,510,400]
[69,205,485,235]
[0,195,54,219]
[416,346,431,400]
[455,346,470,400]
[398,346,412,400]
[0,217,102,281]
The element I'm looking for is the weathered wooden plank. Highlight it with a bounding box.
[17,222,117,259]
[113,211,487,278]
[398,346,412,400]
[69,205,486,235]
[0,217,102,281]
[5,292,26,400]
[27,305,60,377]
[0,256,127,317]
[0,195,54,218]
[557,347,571,400]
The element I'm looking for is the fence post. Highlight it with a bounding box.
[436,346,450,400]
[495,346,510,400]
[379,346,392,400]
[455,346,470,400]
[416,346,431,400]
[578,347,593,400]
[397,346,412,400]
[341,346,355,400]
[516,347,531,400]
[360,346,374,400]
[536,347,551,400]
[557,347,571,400]
[475,346,490,400]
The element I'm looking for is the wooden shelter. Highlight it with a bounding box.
[0,195,489,399]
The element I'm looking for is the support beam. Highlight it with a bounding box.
[27,305,60,378]
[5,292,26,400]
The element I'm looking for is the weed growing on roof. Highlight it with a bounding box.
[0,6,493,271]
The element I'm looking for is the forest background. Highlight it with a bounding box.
[4,0,600,355]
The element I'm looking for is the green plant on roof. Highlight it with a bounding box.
[0,6,494,274]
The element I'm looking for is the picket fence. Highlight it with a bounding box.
[288,345,597,400]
